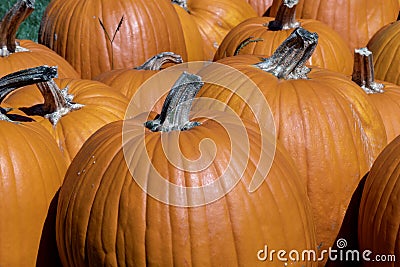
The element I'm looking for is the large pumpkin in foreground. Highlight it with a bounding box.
[198,28,387,261]
[0,67,67,267]
[56,72,318,266]
[358,135,400,266]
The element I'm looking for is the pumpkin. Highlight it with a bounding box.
[172,0,257,61]
[367,20,400,86]
[39,0,188,79]
[358,135,400,266]
[352,47,400,143]
[214,0,353,75]
[171,6,205,61]
[0,66,67,267]
[197,28,387,261]
[93,52,183,99]
[56,71,318,266]
[246,0,274,16]
[0,0,79,79]
[269,0,399,52]
[2,74,129,163]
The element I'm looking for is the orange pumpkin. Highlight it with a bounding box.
[56,71,317,266]
[269,0,399,52]
[2,76,129,163]
[0,66,67,267]
[352,47,400,143]
[172,0,257,61]
[94,52,183,99]
[246,0,274,16]
[39,0,188,79]
[214,0,353,75]
[0,0,79,79]
[358,135,400,266]
[367,20,400,86]
[198,28,387,258]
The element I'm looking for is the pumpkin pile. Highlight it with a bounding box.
[1,0,400,266]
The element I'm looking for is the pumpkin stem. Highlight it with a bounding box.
[234,37,264,56]
[145,71,204,132]
[0,65,57,102]
[267,0,300,30]
[0,0,34,57]
[352,48,384,94]
[19,79,85,126]
[0,65,57,122]
[134,52,183,71]
[172,0,190,13]
[254,27,318,79]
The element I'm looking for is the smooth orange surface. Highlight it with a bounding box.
[368,20,400,86]
[39,0,188,79]
[56,115,318,266]
[0,121,67,266]
[197,55,387,257]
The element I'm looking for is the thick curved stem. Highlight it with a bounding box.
[352,48,384,94]
[267,0,300,30]
[254,27,318,79]
[172,0,190,13]
[134,52,183,71]
[0,0,34,56]
[0,65,57,102]
[145,71,204,132]
[0,65,57,122]
[20,80,84,126]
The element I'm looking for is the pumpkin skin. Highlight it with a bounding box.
[367,20,400,86]
[366,83,400,143]
[1,40,79,79]
[172,0,257,61]
[3,78,129,163]
[93,52,183,100]
[351,48,400,143]
[358,135,400,266]
[0,121,67,267]
[197,54,387,259]
[172,5,205,61]
[269,0,399,52]
[56,111,318,266]
[246,0,273,16]
[39,0,188,79]
[213,16,354,75]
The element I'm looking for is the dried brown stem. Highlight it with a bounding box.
[145,71,204,132]
[135,52,183,70]
[254,27,318,79]
[0,0,35,56]
[352,47,384,94]
[19,80,84,126]
[0,65,57,102]
[267,0,300,31]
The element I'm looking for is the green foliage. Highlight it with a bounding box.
[0,0,51,42]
